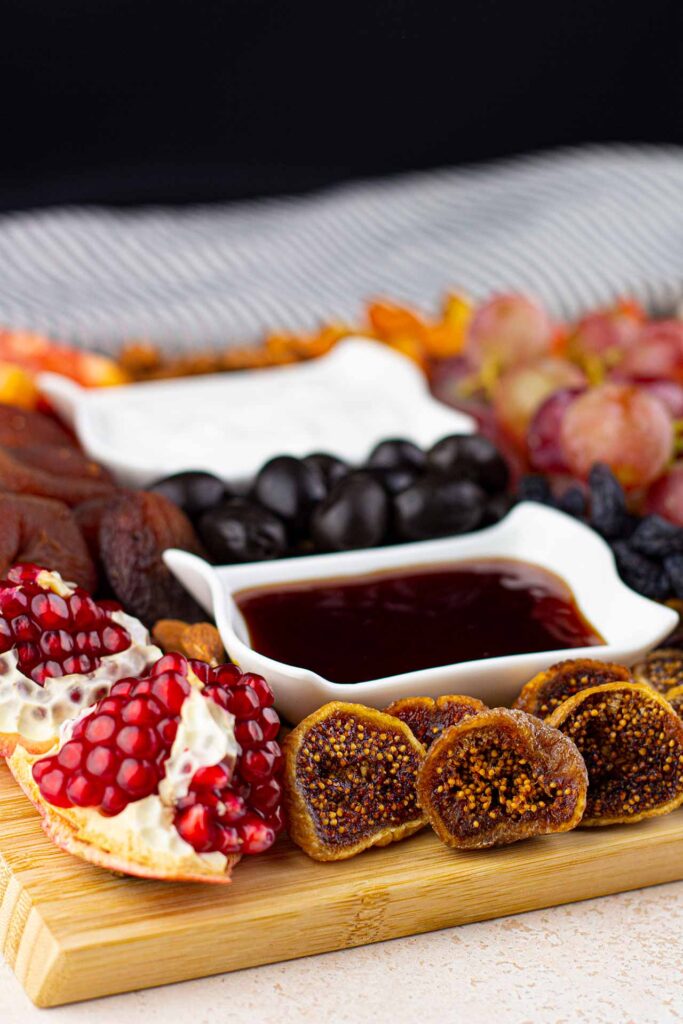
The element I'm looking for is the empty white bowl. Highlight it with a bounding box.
[164,503,677,723]
[38,337,474,486]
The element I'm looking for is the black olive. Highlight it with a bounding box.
[199,499,288,563]
[394,474,485,540]
[427,434,509,494]
[482,492,514,525]
[366,438,427,473]
[368,465,419,496]
[311,472,389,551]
[149,471,227,519]
[252,455,327,534]
[302,452,349,491]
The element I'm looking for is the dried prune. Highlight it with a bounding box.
[416,708,587,849]
[589,463,627,539]
[633,649,683,693]
[99,491,206,625]
[0,493,96,591]
[630,515,683,559]
[0,446,115,506]
[0,404,77,449]
[385,694,486,747]
[547,682,683,825]
[514,659,632,719]
[284,701,426,861]
[611,541,670,601]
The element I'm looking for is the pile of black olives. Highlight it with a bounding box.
[150,434,511,564]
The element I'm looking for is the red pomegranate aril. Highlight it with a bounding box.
[68,592,100,629]
[227,686,262,720]
[132,679,153,695]
[31,592,70,630]
[57,740,85,770]
[150,672,190,715]
[101,625,130,655]
[8,563,44,584]
[121,696,162,725]
[84,714,118,745]
[101,785,128,816]
[66,773,104,807]
[235,719,264,749]
[75,630,101,655]
[156,717,179,745]
[16,641,40,669]
[241,673,274,707]
[97,598,123,613]
[175,804,214,851]
[189,659,212,683]
[203,683,231,710]
[192,764,232,790]
[85,745,117,780]
[269,805,285,834]
[116,725,159,758]
[258,707,281,741]
[39,630,75,660]
[250,778,282,815]
[116,758,157,797]
[31,758,53,784]
[216,791,247,822]
[240,748,275,782]
[95,695,125,716]
[11,615,39,642]
[211,664,242,687]
[37,768,71,807]
[0,588,30,618]
[238,814,276,854]
[215,826,241,855]
[31,660,62,683]
[152,653,188,676]
[110,679,136,697]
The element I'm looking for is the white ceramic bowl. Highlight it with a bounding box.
[164,503,677,723]
[37,338,474,486]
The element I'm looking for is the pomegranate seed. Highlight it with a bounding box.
[188,659,212,683]
[238,815,276,854]
[66,773,104,807]
[85,745,117,779]
[121,696,162,725]
[250,779,282,814]
[31,759,52,784]
[0,588,29,618]
[8,563,45,584]
[110,679,135,697]
[11,615,40,642]
[258,707,281,741]
[40,630,74,660]
[235,719,264,748]
[75,630,101,655]
[31,660,61,683]
[101,785,128,816]
[84,714,118,745]
[116,758,157,797]
[264,740,283,773]
[97,599,123,613]
[0,618,12,651]
[192,764,231,789]
[215,826,241,854]
[57,741,85,770]
[156,717,179,745]
[31,592,70,629]
[68,592,100,629]
[150,672,190,714]
[63,655,94,675]
[268,805,285,834]
[241,673,274,707]
[175,804,213,851]
[16,641,40,669]
[116,725,158,758]
[216,791,247,822]
[226,686,261,720]
[101,625,130,654]
[152,653,188,676]
[203,683,230,710]
[240,749,276,782]
[36,768,71,807]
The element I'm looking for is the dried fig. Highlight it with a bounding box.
[284,701,427,861]
[633,649,683,694]
[0,446,115,506]
[514,659,632,719]
[99,491,206,625]
[417,707,588,849]
[547,683,683,825]
[385,694,486,747]
[667,685,683,720]
[0,493,96,591]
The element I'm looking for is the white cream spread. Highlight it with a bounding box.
[0,610,161,742]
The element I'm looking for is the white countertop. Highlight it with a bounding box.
[2,882,682,1024]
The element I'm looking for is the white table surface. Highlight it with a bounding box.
[2,881,682,1024]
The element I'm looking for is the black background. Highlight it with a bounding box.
[2,0,682,212]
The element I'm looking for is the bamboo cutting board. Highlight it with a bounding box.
[2,760,683,1008]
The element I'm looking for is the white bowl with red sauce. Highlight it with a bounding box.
[164,503,678,723]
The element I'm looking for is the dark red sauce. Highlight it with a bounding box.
[236,558,603,684]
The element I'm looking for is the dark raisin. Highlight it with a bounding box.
[556,485,587,520]
[517,475,553,505]
[588,463,627,539]
[630,515,683,559]
[664,554,683,599]
[611,540,671,601]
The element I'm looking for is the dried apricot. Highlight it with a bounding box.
[99,491,206,625]
[284,701,426,861]
[385,694,486,747]
[0,446,115,506]
[0,404,77,449]
[514,659,632,718]
[547,683,683,825]
[18,444,112,484]
[632,649,683,693]
[417,708,587,849]
[0,493,97,591]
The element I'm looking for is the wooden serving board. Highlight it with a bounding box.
[2,761,683,1008]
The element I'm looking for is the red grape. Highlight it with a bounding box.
[568,299,644,364]
[527,387,584,473]
[492,357,586,445]
[618,321,683,382]
[465,294,555,372]
[646,463,683,526]
[561,382,674,489]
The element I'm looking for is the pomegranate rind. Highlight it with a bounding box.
[416,707,588,850]
[8,745,239,884]
[513,659,632,719]
[384,694,487,747]
[284,701,427,862]
[632,649,683,694]
[547,682,683,827]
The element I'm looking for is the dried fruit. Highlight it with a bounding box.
[547,683,683,825]
[611,541,670,601]
[0,445,115,506]
[0,493,97,592]
[666,685,683,720]
[18,444,113,484]
[99,491,206,625]
[384,694,486,747]
[0,404,77,449]
[629,515,683,559]
[417,708,587,849]
[0,565,159,756]
[514,659,632,719]
[284,702,426,861]
[152,619,225,666]
[588,463,628,539]
[632,649,683,693]
[9,657,283,881]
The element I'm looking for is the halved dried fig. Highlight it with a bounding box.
[416,708,587,849]
[385,694,486,747]
[0,493,97,591]
[667,685,683,720]
[284,701,426,861]
[514,659,632,719]
[633,649,683,694]
[547,682,683,826]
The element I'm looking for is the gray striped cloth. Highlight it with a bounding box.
[0,145,681,354]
